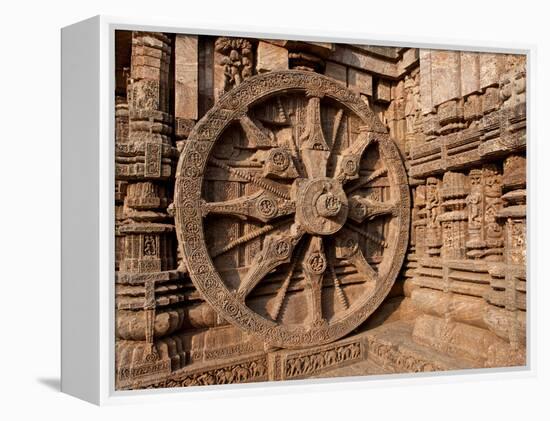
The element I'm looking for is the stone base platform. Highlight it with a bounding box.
[318,321,476,379]
[124,321,481,390]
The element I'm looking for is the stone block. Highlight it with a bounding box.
[419,49,433,114]
[431,50,461,106]
[412,314,505,363]
[331,44,399,78]
[480,53,503,89]
[375,78,391,102]
[324,61,346,85]
[399,48,419,71]
[460,51,480,96]
[257,41,288,73]
[347,68,372,96]
[175,35,199,121]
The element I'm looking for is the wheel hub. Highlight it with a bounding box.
[295,178,348,235]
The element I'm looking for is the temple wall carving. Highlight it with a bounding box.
[407,50,526,368]
[114,32,527,389]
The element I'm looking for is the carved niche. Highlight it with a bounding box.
[174,70,410,349]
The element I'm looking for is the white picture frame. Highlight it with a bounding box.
[61,15,535,405]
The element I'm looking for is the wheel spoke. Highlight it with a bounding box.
[348,196,398,223]
[334,127,376,183]
[344,222,388,248]
[238,114,277,148]
[236,223,304,300]
[345,167,388,195]
[268,239,305,321]
[300,96,330,179]
[331,109,344,147]
[335,230,378,283]
[302,235,328,327]
[202,190,295,223]
[262,147,300,180]
[348,247,378,283]
[211,219,291,258]
[328,261,349,310]
[209,157,291,200]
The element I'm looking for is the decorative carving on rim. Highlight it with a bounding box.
[175,70,410,349]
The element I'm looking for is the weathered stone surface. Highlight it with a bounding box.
[175,35,198,122]
[398,48,419,73]
[257,41,288,73]
[113,30,527,391]
[347,67,373,96]
[324,61,346,85]
[431,50,461,106]
[375,78,391,102]
[419,49,433,114]
[460,51,480,96]
[480,52,503,88]
[331,44,399,78]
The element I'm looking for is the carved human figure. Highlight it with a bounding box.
[466,165,504,258]
[467,191,482,229]
[426,177,440,225]
[466,169,484,251]
[405,75,420,137]
[425,177,442,255]
[215,37,254,92]
[483,165,503,247]
[143,235,156,256]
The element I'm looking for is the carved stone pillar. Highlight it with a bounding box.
[412,185,427,259]
[465,164,504,260]
[385,79,405,145]
[437,172,468,260]
[484,154,526,366]
[174,34,199,141]
[404,69,422,147]
[115,32,186,389]
[425,177,442,257]
[115,96,129,271]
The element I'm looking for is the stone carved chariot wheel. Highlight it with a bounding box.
[175,70,410,349]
